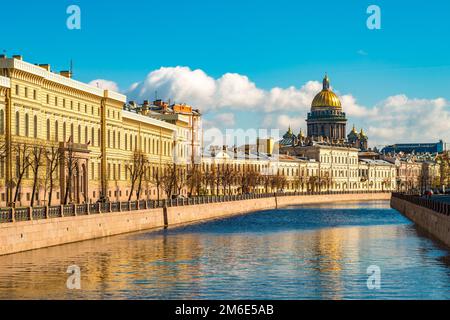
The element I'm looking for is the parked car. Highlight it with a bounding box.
[424,190,434,198]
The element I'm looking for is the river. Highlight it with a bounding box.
[0,200,449,299]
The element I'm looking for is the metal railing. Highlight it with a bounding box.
[0,190,389,224]
[392,193,450,216]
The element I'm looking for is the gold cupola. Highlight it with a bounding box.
[311,74,342,108]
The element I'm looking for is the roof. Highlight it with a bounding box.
[0,57,126,102]
[359,159,394,166]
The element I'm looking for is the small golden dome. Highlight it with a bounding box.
[311,74,342,108]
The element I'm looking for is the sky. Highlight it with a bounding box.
[2,0,450,148]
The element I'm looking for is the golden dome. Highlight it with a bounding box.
[311,75,342,108]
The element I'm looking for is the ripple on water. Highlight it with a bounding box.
[0,200,449,300]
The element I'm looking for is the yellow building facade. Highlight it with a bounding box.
[0,56,181,207]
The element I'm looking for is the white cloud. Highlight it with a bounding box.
[88,79,119,92]
[126,66,322,113]
[204,112,236,130]
[96,66,449,148]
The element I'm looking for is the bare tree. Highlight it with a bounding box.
[204,165,219,195]
[29,145,45,207]
[12,143,33,205]
[63,142,79,205]
[186,164,203,196]
[221,164,237,195]
[175,165,186,197]
[126,151,147,201]
[161,164,177,199]
[44,146,60,206]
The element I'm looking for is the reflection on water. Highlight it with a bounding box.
[0,200,449,300]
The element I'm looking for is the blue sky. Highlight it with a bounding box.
[2,0,450,146]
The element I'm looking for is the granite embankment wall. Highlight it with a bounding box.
[391,196,450,247]
[0,193,391,256]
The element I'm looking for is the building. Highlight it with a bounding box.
[276,74,395,192]
[129,99,203,165]
[306,75,348,143]
[280,74,369,151]
[382,141,445,155]
[0,55,188,207]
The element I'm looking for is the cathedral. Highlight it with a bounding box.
[279,75,368,151]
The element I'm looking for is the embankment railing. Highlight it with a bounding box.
[0,190,389,224]
[392,193,450,217]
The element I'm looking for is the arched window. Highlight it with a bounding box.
[55,121,59,141]
[33,115,38,138]
[15,111,20,135]
[46,119,50,141]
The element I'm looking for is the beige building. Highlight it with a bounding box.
[0,55,185,207]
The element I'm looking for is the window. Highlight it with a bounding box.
[46,95,49,104]
[63,99,66,108]
[98,129,101,147]
[33,90,37,100]
[78,125,81,143]
[70,123,74,141]
[125,134,128,150]
[118,132,121,149]
[24,87,28,98]
[63,122,67,142]
[85,126,88,144]
[55,96,58,106]
[91,127,95,146]
[15,85,19,95]
[33,115,38,138]
[47,119,51,140]
[15,111,20,135]
[55,121,59,141]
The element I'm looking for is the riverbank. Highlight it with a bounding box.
[0,192,391,256]
[391,195,450,248]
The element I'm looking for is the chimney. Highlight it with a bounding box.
[60,70,72,79]
[12,55,23,61]
[39,64,51,71]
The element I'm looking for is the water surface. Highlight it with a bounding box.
[0,200,449,299]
